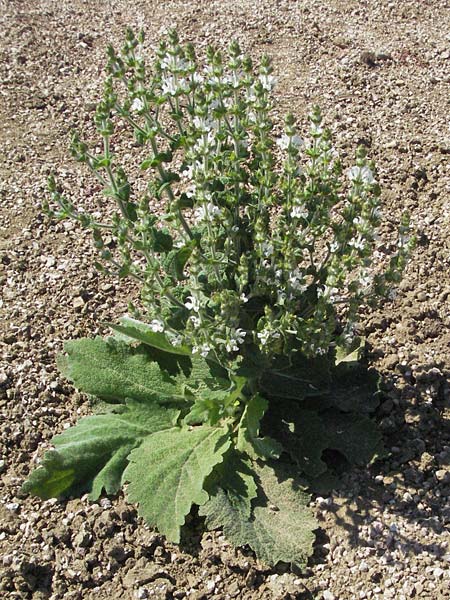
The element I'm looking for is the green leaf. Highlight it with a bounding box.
[57,337,228,407]
[200,461,317,568]
[184,375,246,426]
[237,395,282,460]
[205,451,257,518]
[105,316,192,356]
[335,337,365,366]
[261,353,330,401]
[152,228,173,252]
[267,401,384,478]
[124,426,231,543]
[57,337,191,405]
[165,241,196,281]
[22,400,179,500]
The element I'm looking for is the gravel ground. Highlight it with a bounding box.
[1,1,449,599]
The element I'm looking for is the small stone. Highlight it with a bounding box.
[416,291,427,302]
[323,591,335,600]
[414,582,424,595]
[136,588,148,599]
[73,296,85,309]
[435,469,449,482]
[433,567,444,579]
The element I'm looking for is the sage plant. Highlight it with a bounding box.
[48,29,411,371]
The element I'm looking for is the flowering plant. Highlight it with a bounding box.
[25,29,412,567]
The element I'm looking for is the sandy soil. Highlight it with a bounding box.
[1,1,449,599]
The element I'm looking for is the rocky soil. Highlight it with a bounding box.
[0,0,449,598]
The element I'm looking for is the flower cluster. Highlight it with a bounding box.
[47,28,413,368]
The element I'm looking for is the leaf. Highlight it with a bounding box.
[105,316,192,356]
[267,401,384,478]
[22,400,179,500]
[165,241,196,280]
[57,337,191,405]
[320,410,385,466]
[237,395,282,460]
[58,337,230,410]
[261,353,330,401]
[205,451,257,518]
[267,405,328,478]
[184,375,246,426]
[200,461,317,568]
[124,426,231,543]
[335,337,365,366]
[152,228,173,252]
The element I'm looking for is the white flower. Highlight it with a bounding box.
[259,74,276,90]
[161,76,178,96]
[310,123,323,136]
[189,316,201,328]
[130,97,144,112]
[276,134,290,150]
[161,76,189,96]
[318,285,339,301]
[348,236,366,251]
[291,205,308,219]
[192,72,204,84]
[289,269,306,292]
[199,343,211,358]
[150,319,165,333]
[185,295,200,312]
[193,115,218,133]
[277,133,303,151]
[329,240,339,253]
[246,87,258,103]
[257,329,280,346]
[194,202,222,223]
[240,293,249,303]
[170,334,183,347]
[182,161,202,181]
[160,54,188,72]
[261,241,274,257]
[360,273,372,288]
[348,166,375,185]
[193,131,217,155]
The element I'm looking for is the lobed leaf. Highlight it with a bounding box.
[124,425,231,543]
[22,400,179,500]
[200,461,317,568]
[267,401,384,478]
[205,451,257,518]
[237,394,282,460]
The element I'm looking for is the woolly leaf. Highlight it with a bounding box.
[205,451,257,518]
[237,394,282,460]
[57,337,228,406]
[267,401,384,478]
[22,399,179,500]
[105,316,191,356]
[200,461,317,568]
[124,426,231,543]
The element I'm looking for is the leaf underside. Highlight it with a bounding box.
[201,460,317,568]
[124,426,231,543]
[105,315,192,356]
